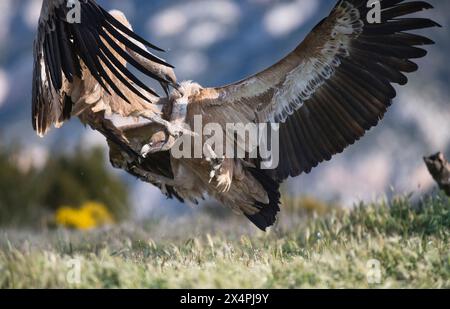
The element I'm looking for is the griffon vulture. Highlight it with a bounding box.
[32,0,184,158]
[109,0,440,231]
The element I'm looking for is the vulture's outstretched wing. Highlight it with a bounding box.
[192,0,440,181]
[32,0,173,136]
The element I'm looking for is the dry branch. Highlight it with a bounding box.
[424,152,450,196]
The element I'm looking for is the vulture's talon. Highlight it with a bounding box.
[211,157,224,171]
[140,139,168,157]
[207,156,226,188]
[140,144,152,158]
[216,173,232,193]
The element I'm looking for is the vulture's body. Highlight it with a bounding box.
[109,118,281,230]
[33,0,440,230]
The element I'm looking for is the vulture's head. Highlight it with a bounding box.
[170,81,203,100]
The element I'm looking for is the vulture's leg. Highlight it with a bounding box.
[137,110,196,157]
[204,143,223,180]
[215,159,233,193]
[204,143,232,193]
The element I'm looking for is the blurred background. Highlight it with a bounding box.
[0,0,448,229]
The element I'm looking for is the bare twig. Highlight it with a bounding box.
[424,152,450,196]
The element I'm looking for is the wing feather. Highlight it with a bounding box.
[32,0,171,136]
[193,0,439,180]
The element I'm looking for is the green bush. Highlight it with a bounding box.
[0,145,129,227]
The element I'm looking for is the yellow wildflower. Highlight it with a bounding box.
[55,201,114,230]
[81,201,114,225]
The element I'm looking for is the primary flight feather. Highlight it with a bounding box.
[32,0,180,157]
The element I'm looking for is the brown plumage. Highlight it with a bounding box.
[34,0,440,230]
[32,1,178,157]
[108,122,280,230]
[183,0,440,182]
[109,0,439,231]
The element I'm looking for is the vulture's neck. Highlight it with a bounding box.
[166,81,203,124]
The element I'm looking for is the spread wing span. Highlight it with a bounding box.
[193,0,440,181]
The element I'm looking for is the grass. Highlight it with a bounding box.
[0,194,449,288]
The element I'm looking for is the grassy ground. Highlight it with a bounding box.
[0,194,449,288]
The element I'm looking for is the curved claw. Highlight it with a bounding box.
[216,173,232,193]
[208,158,223,183]
[140,144,153,158]
[207,157,231,193]
[140,134,175,157]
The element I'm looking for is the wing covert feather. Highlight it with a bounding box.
[192,0,439,180]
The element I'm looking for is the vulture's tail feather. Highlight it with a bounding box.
[245,168,281,231]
